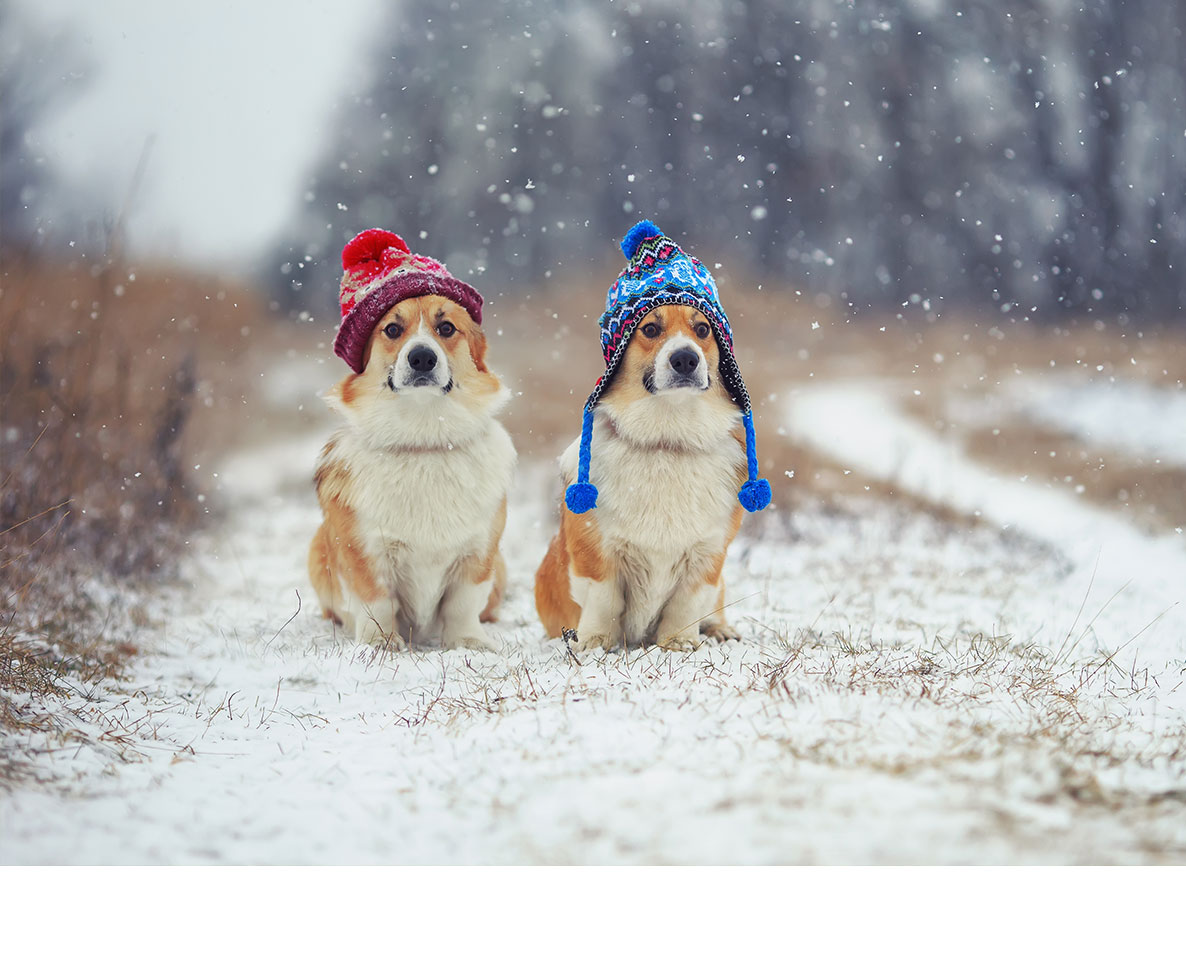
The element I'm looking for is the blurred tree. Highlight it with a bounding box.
[269,0,1186,322]
[0,0,87,253]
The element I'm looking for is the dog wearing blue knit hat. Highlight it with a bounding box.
[534,220,770,651]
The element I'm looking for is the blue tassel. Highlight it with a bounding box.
[738,478,772,513]
[566,407,598,514]
[621,220,663,260]
[738,410,771,512]
[566,482,599,514]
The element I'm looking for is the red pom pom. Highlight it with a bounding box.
[341,228,410,270]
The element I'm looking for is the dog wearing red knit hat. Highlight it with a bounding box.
[308,228,515,649]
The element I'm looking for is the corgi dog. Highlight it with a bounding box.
[533,220,770,652]
[535,304,748,651]
[309,291,515,649]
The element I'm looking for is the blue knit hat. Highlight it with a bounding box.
[565,220,771,515]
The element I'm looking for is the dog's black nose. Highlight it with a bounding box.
[408,346,438,373]
[669,348,700,376]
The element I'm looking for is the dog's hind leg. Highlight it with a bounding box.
[562,509,621,651]
[308,522,343,622]
[479,552,507,623]
[534,528,580,637]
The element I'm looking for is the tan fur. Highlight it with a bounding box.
[338,372,363,407]
[534,517,583,637]
[480,553,507,623]
[535,305,750,651]
[309,294,516,649]
[309,488,384,622]
[471,498,507,621]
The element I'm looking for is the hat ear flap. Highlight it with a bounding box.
[737,411,771,512]
[565,408,599,514]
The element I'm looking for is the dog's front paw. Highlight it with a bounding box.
[574,631,620,653]
[368,631,406,651]
[701,621,741,643]
[355,621,406,650]
[657,634,703,652]
[445,631,497,652]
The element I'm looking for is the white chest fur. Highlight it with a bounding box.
[329,420,515,629]
[560,403,743,641]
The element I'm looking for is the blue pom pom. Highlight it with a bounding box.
[566,482,599,514]
[738,478,772,513]
[620,220,663,260]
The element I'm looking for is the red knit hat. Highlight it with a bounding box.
[334,228,484,373]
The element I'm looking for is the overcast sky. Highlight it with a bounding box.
[18,0,375,268]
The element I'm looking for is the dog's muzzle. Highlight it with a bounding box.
[650,339,709,392]
[388,339,452,393]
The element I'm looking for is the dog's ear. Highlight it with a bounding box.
[466,324,490,373]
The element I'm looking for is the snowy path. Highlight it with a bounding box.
[996,376,1186,469]
[3,389,1186,863]
[786,382,1186,668]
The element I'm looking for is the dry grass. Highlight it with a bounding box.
[961,422,1186,533]
[889,317,1186,532]
[284,619,1186,849]
[0,604,140,784]
[0,248,275,784]
[1,251,271,568]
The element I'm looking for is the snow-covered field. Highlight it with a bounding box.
[2,372,1185,864]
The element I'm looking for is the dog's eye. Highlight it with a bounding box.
[436,321,456,338]
[641,322,661,339]
[694,322,711,340]
[383,322,403,339]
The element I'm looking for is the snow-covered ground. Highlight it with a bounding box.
[2,377,1185,863]
[788,382,1186,668]
[948,374,1186,469]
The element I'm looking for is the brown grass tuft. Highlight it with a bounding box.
[0,248,273,782]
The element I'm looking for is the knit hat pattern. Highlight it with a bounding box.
[586,223,747,415]
[566,220,771,516]
[335,228,483,373]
